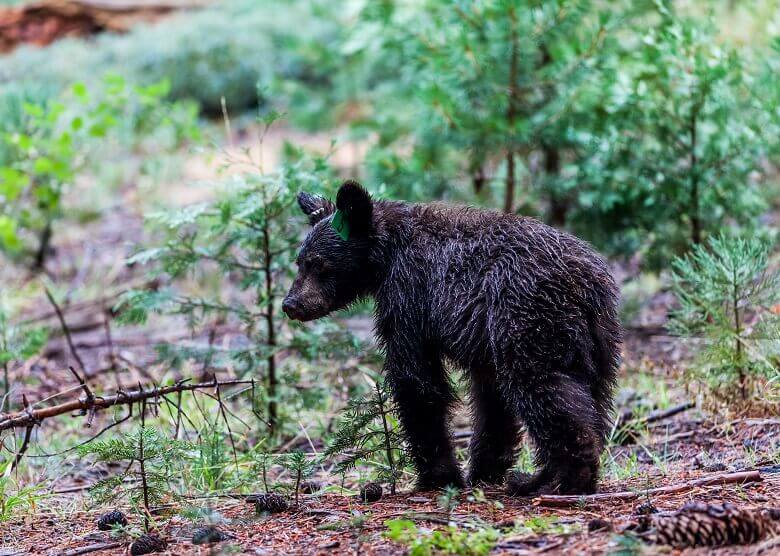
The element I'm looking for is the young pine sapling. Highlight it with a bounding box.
[326,375,408,494]
[669,234,780,403]
[79,403,191,530]
[283,450,318,506]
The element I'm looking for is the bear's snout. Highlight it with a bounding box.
[282,295,304,320]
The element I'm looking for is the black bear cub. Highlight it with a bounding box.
[283,181,621,495]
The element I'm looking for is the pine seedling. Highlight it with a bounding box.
[326,375,409,494]
[79,405,192,530]
[437,485,460,522]
[669,234,780,402]
[254,452,279,494]
[283,450,317,506]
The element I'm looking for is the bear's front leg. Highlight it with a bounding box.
[385,344,463,491]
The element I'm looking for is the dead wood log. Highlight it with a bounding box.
[0,378,253,432]
[0,0,207,52]
[534,470,763,508]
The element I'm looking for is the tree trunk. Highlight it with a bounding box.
[139,399,151,532]
[34,218,52,269]
[543,144,567,226]
[262,225,278,434]
[733,267,746,400]
[377,382,396,495]
[504,8,519,214]
[689,107,701,245]
[472,165,486,194]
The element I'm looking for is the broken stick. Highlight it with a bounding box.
[534,470,762,508]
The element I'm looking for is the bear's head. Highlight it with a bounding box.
[282,180,374,321]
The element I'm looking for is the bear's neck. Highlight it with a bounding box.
[365,200,415,293]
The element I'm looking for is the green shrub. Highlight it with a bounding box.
[79,423,192,528]
[668,234,780,403]
[357,0,615,210]
[0,76,198,267]
[575,5,769,265]
[280,1,775,269]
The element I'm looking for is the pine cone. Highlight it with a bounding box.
[300,480,322,494]
[192,525,227,545]
[635,501,658,516]
[130,534,167,555]
[359,482,383,503]
[96,509,128,531]
[588,518,613,532]
[252,493,289,514]
[646,502,771,548]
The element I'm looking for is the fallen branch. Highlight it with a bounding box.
[61,542,122,556]
[0,378,254,432]
[534,470,762,508]
[617,401,695,429]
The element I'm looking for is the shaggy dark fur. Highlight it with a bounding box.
[283,181,621,495]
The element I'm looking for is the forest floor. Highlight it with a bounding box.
[1,126,779,555]
[3,414,780,554]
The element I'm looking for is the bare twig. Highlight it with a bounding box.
[0,379,254,432]
[44,287,87,373]
[11,424,33,471]
[534,470,763,508]
[215,382,239,468]
[160,393,198,438]
[68,366,95,404]
[139,398,151,531]
[173,390,183,439]
[27,406,132,458]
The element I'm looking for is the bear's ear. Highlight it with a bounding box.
[297,192,335,225]
[335,180,373,238]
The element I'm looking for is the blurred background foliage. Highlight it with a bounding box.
[1,0,778,270]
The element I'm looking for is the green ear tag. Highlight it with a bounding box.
[331,209,350,241]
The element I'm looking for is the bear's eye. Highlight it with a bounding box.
[308,256,324,272]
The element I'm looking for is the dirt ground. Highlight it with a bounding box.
[2,415,779,554]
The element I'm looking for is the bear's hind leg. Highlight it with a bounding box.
[467,374,520,486]
[508,373,603,496]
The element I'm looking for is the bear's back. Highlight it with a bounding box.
[407,203,610,285]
